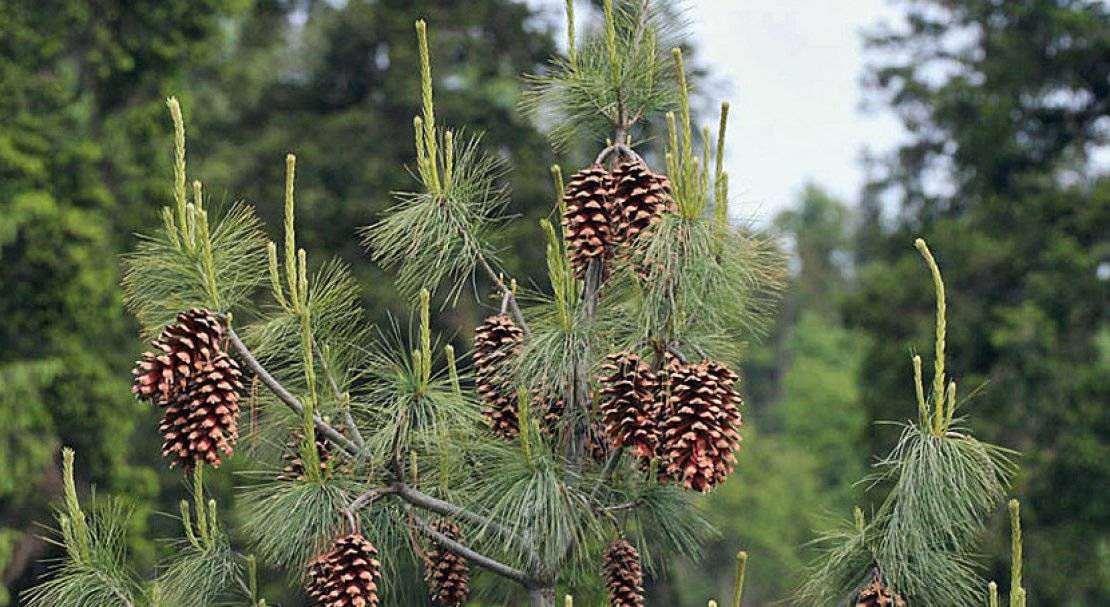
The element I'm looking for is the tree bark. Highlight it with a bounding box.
[529,586,556,607]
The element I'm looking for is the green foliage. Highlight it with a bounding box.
[523,0,681,149]
[0,361,60,499]
[797,241,1016,605]
[362,133,509,301]
[24,450,145,607]
[238,480,354,574]
[123,201,269,333]
[856,1,1110,602]
[606,216,785,365]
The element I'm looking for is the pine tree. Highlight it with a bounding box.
[25,2,784,605]
[796,240,1016,605]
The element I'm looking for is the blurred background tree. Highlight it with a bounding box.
[851,1,1109,604]
[0,1,249,600]
[1,0,1106,605]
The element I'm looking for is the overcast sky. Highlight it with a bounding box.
[527,0,907,222]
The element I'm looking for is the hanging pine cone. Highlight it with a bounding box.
[159,353,243,470]
[305,533,381,607]
[602,538,645,607]
[279,427,341,481]
[562,164,616,280]
[856,573,907,607]
[423,520,471,607]
[132,308,225,403]
[610,159,674,247]
[473,314,525,439]
[599,352,661,460]
[659,358,743,492]
[536,392,566,436]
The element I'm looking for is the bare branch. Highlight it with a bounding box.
[226,325,359,455]
[393,483,515,540]
[475,250,529,335]
[311,334,366,447]
[409,511,543,590]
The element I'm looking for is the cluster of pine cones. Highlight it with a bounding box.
[132,309,244,470]
[562,159,674,280]
[473,317,744,494]
[599,351,743,493]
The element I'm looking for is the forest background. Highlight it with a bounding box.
[1,0,1106,605]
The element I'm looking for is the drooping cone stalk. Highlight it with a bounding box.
[610,159,674,246]
[562,164,615,279]
[306,533,382,607]
[599,352,661,459]
[659,358,743,492]
[473,314,524,438]
[602,537,645,607]
[423,520,470,607]
[855,573,907,607]
[158,353,244,470]
[132,308,225,403]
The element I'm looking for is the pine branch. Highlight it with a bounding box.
[476,249,529,335]
[225,325,357,455]
[312,334,365,447]
[393,483,519,544]
[408,512,544,590]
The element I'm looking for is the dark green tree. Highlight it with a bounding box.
[0,1,247,599]
[852,1,1110,603]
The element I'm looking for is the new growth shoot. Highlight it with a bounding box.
[913,238,955,435]
[665,49,731,222]
[165,97,220,309]
[414,20,455,198]
[266,154,323,479]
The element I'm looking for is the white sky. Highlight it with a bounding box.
[526,0,907,222]
[689,0,906,221]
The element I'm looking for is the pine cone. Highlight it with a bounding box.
[856,574,907,607]
[602,538,645,607]
[535,393,565,436]
[659,358,743,492]
[562,164,616,280]
[610,160,674,246]
[159,353,243,470]
[132,308,224,403]
[305,533,381,607]
[280,427,340,481]
[474,314,525,439]
[423,520,471,607]
[599,352,661,460]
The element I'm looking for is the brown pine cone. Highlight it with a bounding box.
[856,573,907,607]
[423,520,471,606]
[562,164,616,280]
[536,392,566,436]
[305,533,381,607]
[280,427,342,481]
[658,358,743,492]
[473,314,525,439]
[602,538,645,607]
[132,308,224,403]
[159,353,244,470]
[599,352,661,460]
[610,159,674,246]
